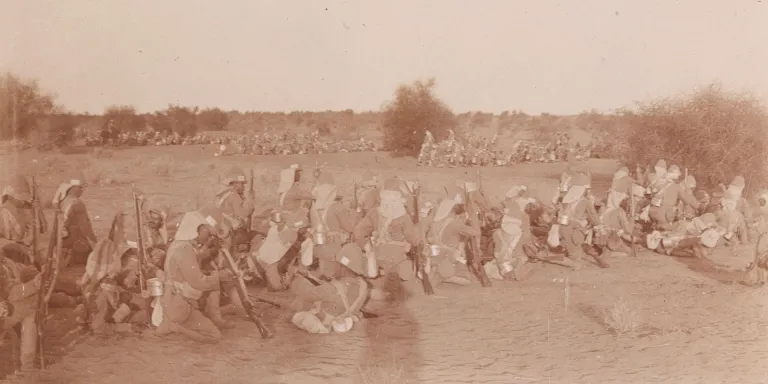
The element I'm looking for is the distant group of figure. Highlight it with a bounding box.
[417,130,593,167]
[2,147,767,372]
[80,124,381,156]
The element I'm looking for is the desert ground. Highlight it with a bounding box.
[0,145,766,384]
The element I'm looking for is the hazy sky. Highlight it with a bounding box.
[1,1,766,115]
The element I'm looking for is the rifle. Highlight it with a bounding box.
[464,184,491,287]
[629,190,638,258]
[249,168,255,200]
[220,248,273,339]
[132,187,153,324]
[29,177,40,265]
[36,201,63,370]
[405,180,434,295]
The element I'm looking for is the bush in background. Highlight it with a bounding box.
[381,78,457,155]
[621,84,768,191]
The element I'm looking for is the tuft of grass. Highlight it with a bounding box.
[602,297,643,335]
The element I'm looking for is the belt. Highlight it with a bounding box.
[165,280,204,301]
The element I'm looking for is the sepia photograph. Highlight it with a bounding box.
[0,1,767,383]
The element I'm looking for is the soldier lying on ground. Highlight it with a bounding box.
[289,242,376,334]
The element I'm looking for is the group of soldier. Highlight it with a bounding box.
[417,130,593,167]
[81,129,380,156]
[1,149,767,372]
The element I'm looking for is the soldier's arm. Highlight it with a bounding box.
[333,204,358,233]
[178,249,220,292]
[585,202,601,226]
[458,222,481,238]
[677,186,701,210]
[224,194,254,223]
[353,212,375,248]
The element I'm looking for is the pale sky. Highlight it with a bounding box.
[1,1,766,115]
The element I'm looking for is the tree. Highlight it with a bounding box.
[198,108,230,131]
[103,105,145,133]
[381,78,457,155]
[0,73,57,139]
[621,84,768,191]
[149,105,200,137]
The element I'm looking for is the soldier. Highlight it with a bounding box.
[52,175,98,268]
[555,174,608,268]
[646,159,668,188]
[216,166,255,252]
[425,187,478,286]
[719,176,751,244]
[680,175,702,221]
[79,212,150,334]
[647,165,700,230]
[355,171,380,217]
[646,212,722,258]
[155,208,235,344]
[353,178,421,290]
[486,185,538,281]
[0,175,44,265]
[594,191,636,258]
[288,243,373,334]
[610,166,634,202]
[558,152,589,202]
[307,173,357,280]
[0,254,44,371]
[278,164,314,217]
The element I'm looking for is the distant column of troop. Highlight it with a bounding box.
[417,130,593,167]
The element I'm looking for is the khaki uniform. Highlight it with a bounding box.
[217,188,257,251]
[311,202,357,278]
[559,198,600,261]
[648,182,699,228]
[159,241,222,343]
[356,187,380,216]
[281,184,314,213]
[595,206,633,252]
[354,212,420,280]
[0,201,34,265]
[488,202,534,280]
[1,256,41,370]
[427,216,479,283]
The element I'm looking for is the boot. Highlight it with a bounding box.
[547,256,581,270]
[593,250,611,268]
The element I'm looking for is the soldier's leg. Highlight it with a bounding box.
[203,291,235,329]
[176,308,222,344]
[90,291,118,334]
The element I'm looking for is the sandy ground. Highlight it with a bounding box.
[0,146,766,384]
